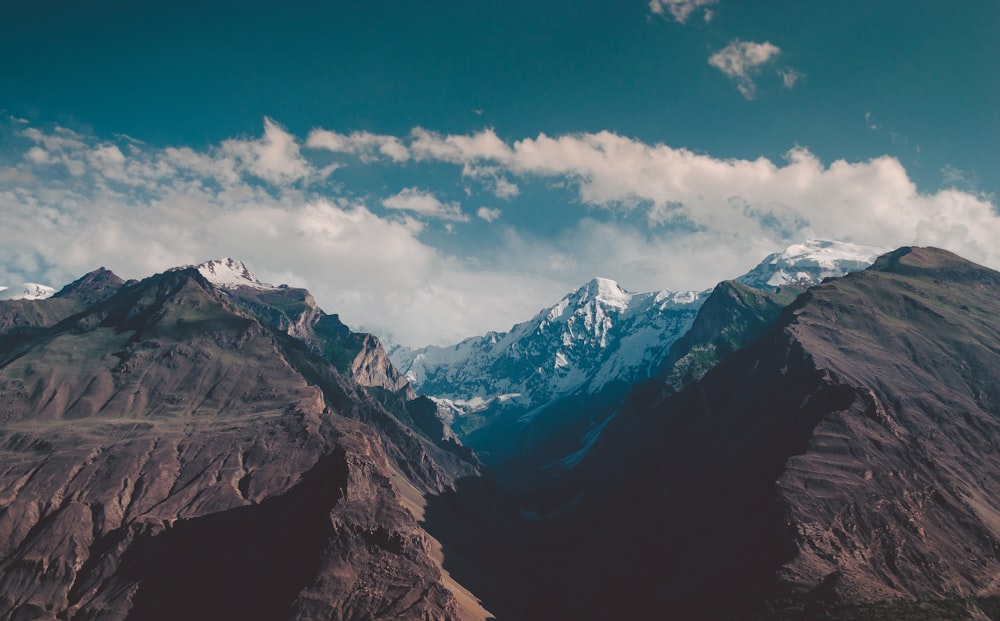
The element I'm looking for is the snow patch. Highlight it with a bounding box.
[197,258,275,290]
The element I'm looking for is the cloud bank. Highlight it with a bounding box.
[1,117,997,346]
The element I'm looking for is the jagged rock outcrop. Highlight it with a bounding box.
[0,266,483,620]
[217,277,414,400]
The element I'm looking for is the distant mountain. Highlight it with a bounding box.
[737,239,885,289]
[534,247,1000,618]
[0,261,485,620]
[391,276,704,414]
[389,240,884,476]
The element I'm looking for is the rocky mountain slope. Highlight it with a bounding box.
[533,246,1000,618]
[658,278,801,391]
[0,261,484,621]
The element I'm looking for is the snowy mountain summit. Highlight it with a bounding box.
[389,239,886,441]
[0,283,56,301]
[737,239,887,290]
[390,277,708,418]
[196,258,275,290]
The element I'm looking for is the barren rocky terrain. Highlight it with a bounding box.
[0,267,482,620]
[3,247,1000,620]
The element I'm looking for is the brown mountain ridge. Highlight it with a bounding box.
[3,247,1000,620]
[0,265,484,620]
[522,246,1000,619]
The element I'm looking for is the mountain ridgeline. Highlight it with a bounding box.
[521,246,1000,618]
[3,243,1000,620]
[388,240,886,491]
[0,261,484,620]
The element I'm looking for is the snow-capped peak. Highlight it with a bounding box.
[575,277,632,309]
[197,258,274,290]
[738,239,887,289]
[0,283,56,301]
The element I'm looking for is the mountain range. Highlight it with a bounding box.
[2,243,1000,620]
[387,240,886,483]
[520,246,1000,619]
[0,260,484,620]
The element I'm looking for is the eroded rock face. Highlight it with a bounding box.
[0,267,475,620]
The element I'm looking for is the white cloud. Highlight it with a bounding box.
[410,128,513,163]
[306,129,410,162]
[382,187,469,221]
[709,39,782,99]
[459,163,520,199]
[386,128,1000,281]
[24,147,51,164]
[649,0,718,23]
[778,67,803,89]
[492,177,520,199]
[477,207,502,222]
[5,117,1000,348]
[220,117,316,185]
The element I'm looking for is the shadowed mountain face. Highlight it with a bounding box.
[537,247,1000,617]
[658,279,802,391]
[0,267,481,620]
[388,241,883,498]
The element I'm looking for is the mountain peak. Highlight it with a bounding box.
[197,258,274,290]
[869,246,1000,284]
[575,276,631,308]
[776,239,887,266]
[738,239,887,289]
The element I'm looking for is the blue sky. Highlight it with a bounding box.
[1,1,997,345]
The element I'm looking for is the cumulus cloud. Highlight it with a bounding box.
[477,207,502,222]
[219,117,317,184]
[5,117,1000,347]
[306,129,409,163]
[410,127,513,163]
[709,39,782,99]
[0,120,554,346]
[382,188,469,221]
[376,127,1000,277]
[649,0,718,23]
[492,177,520,199]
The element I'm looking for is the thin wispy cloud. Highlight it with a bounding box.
[306,129,410,163]
[648,0,718,24]
[778,67,803,89]
[382,187,469,221]
[708,39,782,99]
